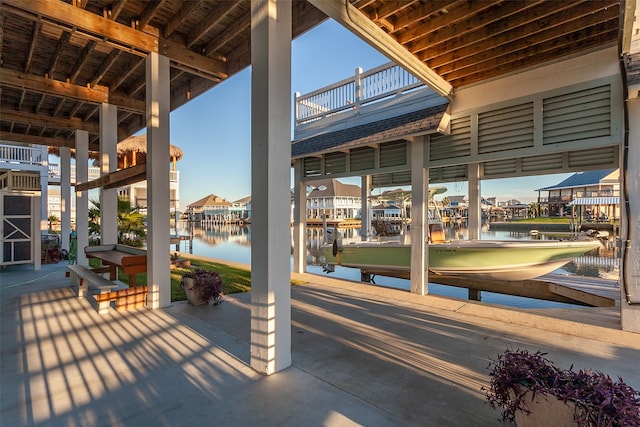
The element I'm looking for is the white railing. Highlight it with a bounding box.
[0,144,44,166]
[295,62,424,126]
[48,164,179,184]
[48,164,101,182]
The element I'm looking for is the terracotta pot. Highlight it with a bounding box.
[182,277,207,306]
[514,390,577,427]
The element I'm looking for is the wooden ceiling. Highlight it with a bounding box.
[0,0,626,151]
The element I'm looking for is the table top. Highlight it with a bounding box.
[86,248,146,267]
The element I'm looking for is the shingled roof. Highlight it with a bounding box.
[537,169,618,191]
[188,194,232,209]
[307,179,361,198]
[291,103,448,158]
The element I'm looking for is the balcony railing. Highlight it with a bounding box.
[48,164,179,184]
[0,144,44,166]
[295,62,424,126]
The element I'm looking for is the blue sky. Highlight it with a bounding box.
[169,19,570,207]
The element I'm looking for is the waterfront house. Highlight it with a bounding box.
[306,178,361,220]
[186,194,232,223]
[536,169,620,220]
[230,196,251,221]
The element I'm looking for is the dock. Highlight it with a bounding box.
[305,218,361,228]
[358,269,618,308]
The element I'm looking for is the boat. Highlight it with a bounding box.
[321,239,602,281]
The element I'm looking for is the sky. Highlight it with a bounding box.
[168,19,571,208]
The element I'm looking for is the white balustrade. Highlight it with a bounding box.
[295,62,423,126]
[0,144,43,165]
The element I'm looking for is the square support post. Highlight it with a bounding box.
[250,0,292,374]
[60,146,71,251]
[146,52,171,309]
[75,131,89,266]
[293,159,306,273]
[410,136,428,295]
[100,103,118,245]
[468,162,481,240]
[360,175,371,240]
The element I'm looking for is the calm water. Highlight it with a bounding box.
[174,222,620,309]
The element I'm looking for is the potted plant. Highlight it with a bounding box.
[170,252,191,269]
[180,269,224,306]
[484,348,640,426]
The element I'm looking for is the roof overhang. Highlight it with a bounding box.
[291,103,449,159]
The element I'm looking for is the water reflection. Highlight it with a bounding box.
[175,221,619,281]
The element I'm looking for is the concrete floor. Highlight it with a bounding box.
[1,261,639,426]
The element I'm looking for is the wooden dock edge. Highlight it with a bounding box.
[359,269,616,307]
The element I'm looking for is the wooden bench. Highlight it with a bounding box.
[67,264,147,314]
[84,244,147,286]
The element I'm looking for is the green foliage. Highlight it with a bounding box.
[88,197,146,246]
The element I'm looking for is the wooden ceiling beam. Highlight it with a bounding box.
[24,21,41,73]
[107,0,127,21]
[370,1,417,23]
[186,1,242,49]
[0,69,145,114]
[1,107,129,140]
[69,41,97,84]
[47,31,71,80]
[1,107,99,134]
[76,163,146,191]
[411,0,584,60]
[138,0,165,29]
[428,5,619,72]
[394,1,500,46]
[111,57,145,91]
[203,9,250,55]
[165,0,202,38]
[1,69,108,103]
[3,0,228,81]
[89,49,122,88]
[0,131,94,150]
[444,27,618,86]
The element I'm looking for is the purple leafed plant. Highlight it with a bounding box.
[484,348,640,426]
[180,269,224,305]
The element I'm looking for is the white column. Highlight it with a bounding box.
[360,175,371,240]
[410,136,428,295]
[75,131,89,266]
[250,0,292,375]
[100,103,118,245]
[60,146,71,251]
[39,145,48,236]
[621,95,640,333]
[146,52,171,309]
[468,162,481,240]
[292,160,306,273]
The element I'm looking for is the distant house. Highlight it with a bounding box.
[306,179,361,219]
[230,196,251,220]
[537,169,619,219]
[443,195,468,219]
[371,202,402,220]
[186,194,232,222]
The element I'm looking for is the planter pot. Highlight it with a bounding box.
[170,258,191,269]
[182,277,207,306]
[514,390,577,427]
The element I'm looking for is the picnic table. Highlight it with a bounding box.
[85,244,147,286]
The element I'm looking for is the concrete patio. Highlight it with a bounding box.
[1,261,638,426]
